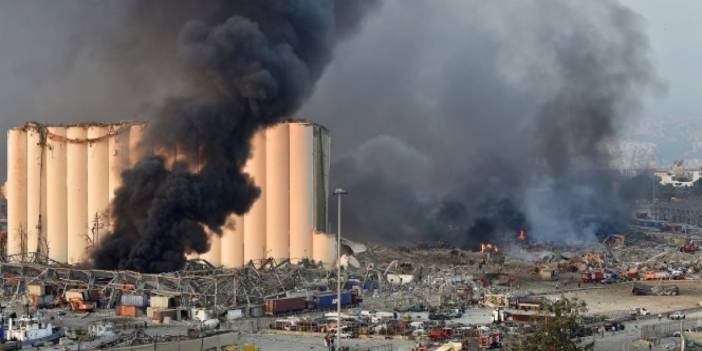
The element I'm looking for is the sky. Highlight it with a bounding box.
[621,0,702,119]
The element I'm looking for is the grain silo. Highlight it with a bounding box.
[26,125,45,256]
[217,120,332,267]
[5,122,144,263]
[242,132,267,263]
[5,120,333,268]
[87,125,110,244]
[45,126,68,262]
[6,129,27,257]
[66,126,88,264]
[265,123,291,261]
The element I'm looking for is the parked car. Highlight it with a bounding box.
[630,307,650,317]
[411,328,427,337]
[669,311,686,320]
[672,329,691,337]
[429,312,450,321]
[446,308,463,319]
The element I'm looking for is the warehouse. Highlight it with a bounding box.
[5,120,335,268]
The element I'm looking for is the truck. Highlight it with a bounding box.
[669,311,686,320]
[680,241,697,253]
[631,284,679,296]
[643,271,670,280]
[581,271,604,283]
[265,296,307,316]
[630,307,650,319]
[67,298,95,312]
[461,328,503,349]
[428,327,453,341]
[513,296,543,310]
[314,291,352,309]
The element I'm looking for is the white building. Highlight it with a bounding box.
[654,160,702,187]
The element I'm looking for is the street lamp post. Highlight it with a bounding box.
[333,188,348,351]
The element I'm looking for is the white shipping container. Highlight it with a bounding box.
[150,296,170,308]
[65,290,86,301]
[227,309,244,321]
[27,284,44,297]
[146,307,155,319]
[192,308,211,321]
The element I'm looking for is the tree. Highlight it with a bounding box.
[515,297,594,351]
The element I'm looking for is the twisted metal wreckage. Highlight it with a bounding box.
[0,253,332,314]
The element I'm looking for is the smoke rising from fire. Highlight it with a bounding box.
[303,0,658,248]
[85,1,379,272]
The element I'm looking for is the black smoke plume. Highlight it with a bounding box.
[303,0,658,248]
[92,1,378,272]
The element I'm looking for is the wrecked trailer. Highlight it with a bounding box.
[631,283,679,296]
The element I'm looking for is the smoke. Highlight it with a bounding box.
[0,1,657,265]
[302,0,658,247]
[86,1,379,272]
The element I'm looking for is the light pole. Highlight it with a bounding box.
[333,188,348,351]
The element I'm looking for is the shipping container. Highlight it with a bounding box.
[286,290,314,301]
[581,271,604,283]
[27,284,44,297]
[149,295,171,308]
[65,289,87,301]
[121,294,148,307]
[227,309,244,321]
[152,309,178,322]
[315,291,352,309]
[644,271,671,280]
[192,308,212,321]
[265,296,307,315]
[115,304,139,317]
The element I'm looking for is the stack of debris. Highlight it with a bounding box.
[631,283,680,296]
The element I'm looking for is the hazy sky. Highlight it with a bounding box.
[623,0,702,119]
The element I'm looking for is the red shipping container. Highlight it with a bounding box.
[265,297,306,316]
[116,304,139,317]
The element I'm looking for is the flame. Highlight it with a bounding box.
[517,228,527,241]
[481,243,498,253]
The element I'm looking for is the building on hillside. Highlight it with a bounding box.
[654,160,702,187]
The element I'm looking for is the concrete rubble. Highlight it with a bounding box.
[0,226,701,350]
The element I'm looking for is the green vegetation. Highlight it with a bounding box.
[515,297,594,351]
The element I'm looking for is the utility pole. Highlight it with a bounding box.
[333,188,348,351]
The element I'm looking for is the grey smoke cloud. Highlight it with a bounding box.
[302,0,658,246]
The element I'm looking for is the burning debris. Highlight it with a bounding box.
[480,243,499,254]
[517,228,528,242]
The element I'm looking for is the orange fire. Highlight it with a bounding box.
[481,243,498,253]
[517,228,527,241]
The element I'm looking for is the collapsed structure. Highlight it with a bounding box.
[5,120,335,269]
